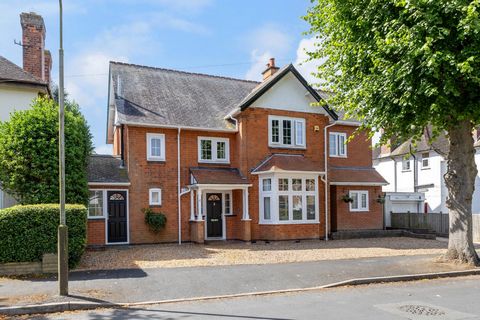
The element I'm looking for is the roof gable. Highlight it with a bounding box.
[238,64,337,119]
[0,55,47,88]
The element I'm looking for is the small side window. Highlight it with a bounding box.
[149,188,162,206]
[88,190,104,218]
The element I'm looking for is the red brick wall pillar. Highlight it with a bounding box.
[241,219,252,242]
[190,220,205,244]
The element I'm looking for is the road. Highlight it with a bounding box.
[24,275,480,320]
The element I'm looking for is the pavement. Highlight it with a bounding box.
[19,275,480,319]
[0,253,477,311]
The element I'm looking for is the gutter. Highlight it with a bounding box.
[323,120,337,241]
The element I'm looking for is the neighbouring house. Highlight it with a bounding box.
[374,128,480,215]
[87,58,387,245]
[0,12,51,209]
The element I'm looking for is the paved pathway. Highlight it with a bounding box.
[22,275,480,319]
[0,254,473,308]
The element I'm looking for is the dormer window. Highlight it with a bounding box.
[268,116,306,148]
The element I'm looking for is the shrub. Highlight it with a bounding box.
[143,208,167,233]
[0,204,87,267]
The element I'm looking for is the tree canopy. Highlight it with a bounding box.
[305,0,480,143]
[0,97,93,205]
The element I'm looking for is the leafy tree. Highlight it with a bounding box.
[0,97,93,205]
[305,0,480,264]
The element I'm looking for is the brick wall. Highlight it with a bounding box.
[331,185,384,231]
[87,219,106,246]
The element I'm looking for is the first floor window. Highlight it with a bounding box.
[421,152,430,168]
[147,133,165,161]
[269,116,306,148]
[349,190,369,212]
[88,190,104,218]
[402,158,411,171]
[149,188,162,206]
[259,175,318,224]
[198,137,229,163]
[329,132,347,157]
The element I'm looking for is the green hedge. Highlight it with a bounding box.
[0,204,87,267]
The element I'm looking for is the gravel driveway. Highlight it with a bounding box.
[77,237,447,271]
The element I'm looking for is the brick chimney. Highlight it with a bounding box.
[20,12,51,83]
[262,58,279,81]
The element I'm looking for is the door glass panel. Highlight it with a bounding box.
[109,193,124,201]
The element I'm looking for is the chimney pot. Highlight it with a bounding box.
[262,57,280,81]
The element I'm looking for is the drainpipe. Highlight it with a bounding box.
[323,121,337,241]
[177,128,182,244]
[391,156,397,192]
[120,124,125,168]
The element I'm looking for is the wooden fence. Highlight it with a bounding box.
[392,212,480,240]
[391,212,449,236]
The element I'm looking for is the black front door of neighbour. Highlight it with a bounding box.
[107,191,128,243]
[207,193,223,238]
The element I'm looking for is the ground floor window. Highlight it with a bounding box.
[259,174,319,224]
[349,190,369,212]
[88,190,104,218]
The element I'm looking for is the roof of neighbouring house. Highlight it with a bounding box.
[329,166,388,185]
[88,154,129,184]
[252,154,324,173]
[389,130,449,157]
[108,61,339,134]
[190,167,249,185]
[0,55,47,88]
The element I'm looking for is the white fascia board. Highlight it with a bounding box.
[88,182,131,186]
[251,170,326,175]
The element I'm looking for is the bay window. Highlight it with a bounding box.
[268,116,306,148]
[259,174,319,224]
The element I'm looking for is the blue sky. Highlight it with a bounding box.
[0,0,320,153]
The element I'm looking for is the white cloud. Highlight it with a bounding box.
[294,36,326,86]
[243,24,292,81]
[95,144,113,155]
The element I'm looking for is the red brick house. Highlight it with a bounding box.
[87,58,387,245]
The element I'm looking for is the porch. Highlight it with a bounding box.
[189,167,252,243]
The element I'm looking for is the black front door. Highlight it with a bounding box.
[206,193,223,238]
[107,191,128,243]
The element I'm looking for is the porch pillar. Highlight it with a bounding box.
[196,189,203,221]
[190,190,195,221]
[242,188,250,220]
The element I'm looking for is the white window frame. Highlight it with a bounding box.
[268,116,306,149]
[147,133,166,161]
[402,158,411,171]
[259,174,319,224]
[349,190,369,212]
[329,132,347,157]
[223,191,233,215]
[149,188,162,206]
[198,137,230,164]
[421,152,430,169]
[88,189,106,219]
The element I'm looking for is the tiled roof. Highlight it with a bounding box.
[190,167,249,185]
[0,55,47,86]
[110,61,260,130]
[88,155,129,184]
[252,154,323,173]
[329,166,388,185]
[389,130,449,157]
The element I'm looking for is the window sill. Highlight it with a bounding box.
[268,145,306,150]
[349,210,369,213]
[149,204,162,207]
[401,169,412,172]
[198,160,230,164]
[147,159,166,163]
[421,167,431,170]
[88,216,105,220]
[329,155,347,158]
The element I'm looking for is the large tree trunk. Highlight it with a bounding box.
[444,120,479,265]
